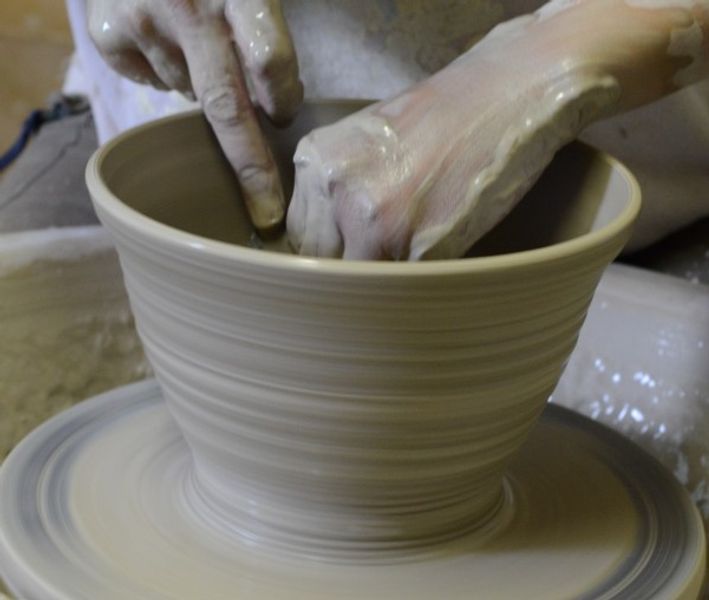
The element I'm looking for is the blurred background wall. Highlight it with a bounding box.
[0,1,73,150]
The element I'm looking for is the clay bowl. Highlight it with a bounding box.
[86,101,640,560]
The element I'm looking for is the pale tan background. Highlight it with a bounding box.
[0,7,72,596]
[0,0,73,150]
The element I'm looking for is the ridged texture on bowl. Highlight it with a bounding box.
[91,219,629,557]
[88,105,639,559]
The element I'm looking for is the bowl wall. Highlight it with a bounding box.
[87,103,640,558]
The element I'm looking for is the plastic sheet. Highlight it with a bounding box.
[552,263,709,527]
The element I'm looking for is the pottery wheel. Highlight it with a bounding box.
[0,380,704,599]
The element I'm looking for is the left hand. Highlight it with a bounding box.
[87,0,303,232]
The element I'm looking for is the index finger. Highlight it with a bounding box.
[180,19,285,233]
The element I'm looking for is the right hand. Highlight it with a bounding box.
[87,0,303,233]
[287,11,621,260]
[287,0,709,260]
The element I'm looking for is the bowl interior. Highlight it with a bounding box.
[97,101,633,257]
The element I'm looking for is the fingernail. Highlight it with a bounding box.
[261,79,304,127]
[247,193,286,235]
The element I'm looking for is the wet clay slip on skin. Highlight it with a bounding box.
[1,101,703,597]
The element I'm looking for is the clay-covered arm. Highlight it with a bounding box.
[287,0,709,260]
[533,0,708,110]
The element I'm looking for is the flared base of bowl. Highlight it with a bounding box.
[182,459,514,563]
[0,380,705,599]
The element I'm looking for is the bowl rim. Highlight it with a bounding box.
[86,105,641,277]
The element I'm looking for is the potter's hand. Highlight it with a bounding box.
[88,0,303,232]
[288,0,709,260]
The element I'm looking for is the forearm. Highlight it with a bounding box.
[389,0,709,138]
[525,0,709,112]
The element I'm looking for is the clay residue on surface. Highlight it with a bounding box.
[0,227,150,460]
[0,226,114,276]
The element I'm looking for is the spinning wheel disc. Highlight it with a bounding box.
[0,380,704,599]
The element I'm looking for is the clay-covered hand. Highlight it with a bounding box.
[87,0,303,232]
[288,0,709,260]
